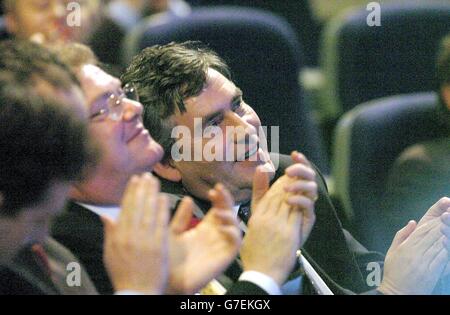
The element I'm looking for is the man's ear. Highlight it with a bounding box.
[442,85,450,111]
[154,162,182,182]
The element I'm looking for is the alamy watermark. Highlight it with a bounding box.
[66,262,81,287]
[366,262,382,287]
[66,2,82,27]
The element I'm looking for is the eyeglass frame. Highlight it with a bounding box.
[89,83,140,122]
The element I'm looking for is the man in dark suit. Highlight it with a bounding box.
[381,38,450,298]
[2,0,102,44]
[121,41,450,295]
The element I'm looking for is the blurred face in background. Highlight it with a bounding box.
[5,0,102,43]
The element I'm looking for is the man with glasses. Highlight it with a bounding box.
[121,41,450,295]
[383,35,450,254]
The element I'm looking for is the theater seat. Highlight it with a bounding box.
[319,1,450,122]
[332,92,449,251]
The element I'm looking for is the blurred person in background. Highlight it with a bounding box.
[2,0,188,70]
[383,34,450,258]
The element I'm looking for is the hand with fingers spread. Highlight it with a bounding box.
[379,198,450,295]
[417,197,450,227]
[167,184,242,295]
[102,173,170,295]
[240,166,305,287]
[416,197,450,277]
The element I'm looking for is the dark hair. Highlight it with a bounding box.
[121,41,231,162]
[0,82,96,217]
[0,40,97,216]
[0,40,80,90]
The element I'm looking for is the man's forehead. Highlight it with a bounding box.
[79,64,119,86]
[78,64,121,101]
[18,0,95,7]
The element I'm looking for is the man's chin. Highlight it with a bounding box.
[138,141,164,171]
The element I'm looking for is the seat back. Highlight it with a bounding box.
[319,1,450,121]
[333,92,448,249]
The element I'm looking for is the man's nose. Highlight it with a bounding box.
[122,99,144,122]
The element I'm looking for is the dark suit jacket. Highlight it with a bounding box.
[160,153,385,295]
[382,138,450,294]
[0,238,97,295]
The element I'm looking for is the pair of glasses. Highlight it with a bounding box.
[90,83,139,122]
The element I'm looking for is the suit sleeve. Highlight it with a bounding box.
[313,164,385,293]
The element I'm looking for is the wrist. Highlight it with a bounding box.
[114,283,163,295]
[239,271,282,295]
[377,281,402,295]
[242,266,285,287]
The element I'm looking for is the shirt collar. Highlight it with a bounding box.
[78,202,121,222]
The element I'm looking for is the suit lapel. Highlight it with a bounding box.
[5,243,60,295]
